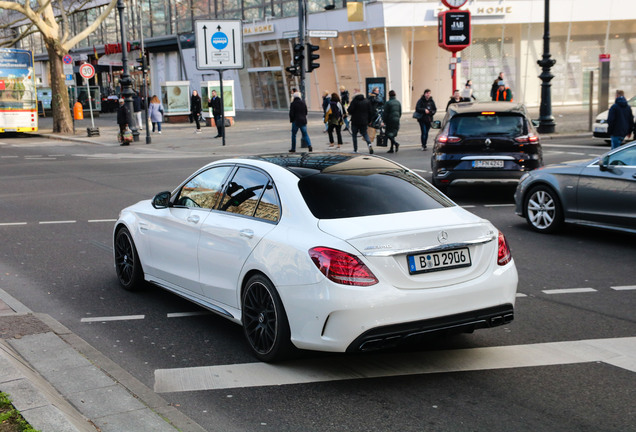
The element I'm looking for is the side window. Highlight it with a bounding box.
[608,146,636,167]
[219,167,275,218]
[176,166,232,209]
[254,184,280,222]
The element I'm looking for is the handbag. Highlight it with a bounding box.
[119,127,133,143]
[412,111,423,120]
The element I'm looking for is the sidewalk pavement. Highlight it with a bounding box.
[0,288,206,432]
[33,104,595,156]
[0,103,595,432]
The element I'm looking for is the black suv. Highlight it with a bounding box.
[431,102,543,192]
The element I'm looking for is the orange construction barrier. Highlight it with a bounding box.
[73,101,84,120]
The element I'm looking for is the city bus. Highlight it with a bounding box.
[0,48,38,133]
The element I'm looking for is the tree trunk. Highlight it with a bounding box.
[46,42,73,134]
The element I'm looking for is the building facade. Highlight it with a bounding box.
[11,0,636,113]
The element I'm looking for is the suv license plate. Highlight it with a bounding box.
[407,247,471,274]
[473,160,504,168]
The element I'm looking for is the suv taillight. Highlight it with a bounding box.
[497,231,512,266]
[309,247,378,286]
[438,134,462,144]
[514,134,539,143]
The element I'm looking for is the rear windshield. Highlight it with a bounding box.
[298,170,454,219]
[449,113,526,137]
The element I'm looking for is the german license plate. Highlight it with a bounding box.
[407,247,471,274]
[593,126,605,133]
[473,160,504,168]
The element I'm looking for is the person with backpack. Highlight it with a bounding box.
[325,92,344,149]
[347,92,375,154]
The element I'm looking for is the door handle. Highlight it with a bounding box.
[187,215,200,224]
[240,229,254,238]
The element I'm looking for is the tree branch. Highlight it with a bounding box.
[64,0,117,50]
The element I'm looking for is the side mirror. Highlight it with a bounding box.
[431,120,442,129]
[532,120,540,128]
[152,191,172,209]
[598,155,609,171]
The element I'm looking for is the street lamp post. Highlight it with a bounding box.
[117,0,139,142]
[537,0,556,133]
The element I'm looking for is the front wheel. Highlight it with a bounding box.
[114,227,144,290]
[241,274,293,362]
[524,185,563,233]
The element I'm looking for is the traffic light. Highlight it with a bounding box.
[293,43,305,68]
[306,43,320,72]
[134,56,148,72]
[285,65,300,77]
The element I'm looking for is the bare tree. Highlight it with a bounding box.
[0,0,117,133]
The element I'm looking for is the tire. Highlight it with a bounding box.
[524,185,564,233]
[114,227,144,290]
[242,274,293,362]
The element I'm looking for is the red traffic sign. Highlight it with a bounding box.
[79,63,95,79]
[438,10,471,53]
[599,53,611,62]
[63,55,73,64]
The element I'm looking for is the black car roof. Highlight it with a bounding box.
[448,101,528,115]
[247,153,403,178]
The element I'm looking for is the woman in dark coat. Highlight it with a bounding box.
[382,90,402,153]
[190,90,202,133]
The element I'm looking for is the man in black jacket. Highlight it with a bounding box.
[116,98,132,146]
[289,92,313,153]
[209,90,223,138]
[608,89,634,149]
[347,93,375,154]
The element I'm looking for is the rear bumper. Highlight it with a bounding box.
[434,169,525,186]
[347,304,514,352]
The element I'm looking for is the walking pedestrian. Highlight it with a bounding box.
[190,90,202,133]
[209,89,223,138]
[461,79,476,101]
[116,98,132,146]
[383,90,402,153]
[148,95,164,134]
[607,89,635,149]
[289,91,313,153]
[325,92,344,149]
[414,89,437,150]
[340,85,351,131]
[322,90,331,133]
[132,91,142,130]
[446,89,464,111]
[490,72,505,101]
[494,81,513,102]
[347,92,375,154]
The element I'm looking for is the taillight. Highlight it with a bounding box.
[438,134,461,144]
[497,231,512,266]
[309,247,378,286]
[515,134,539,143]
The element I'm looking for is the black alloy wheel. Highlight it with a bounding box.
[114,227,144,290]
[242,274,292,362]
[524,185,564,233]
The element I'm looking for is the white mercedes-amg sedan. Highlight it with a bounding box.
[114,153,518,361]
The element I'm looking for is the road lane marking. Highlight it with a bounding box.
[88,219,117,223]
[0,222,27,226]
[81,315,145,322]
[167,312,212,318]
[484,204,515,208]
[611,285,636,291]
[39,220,76,225]
[516,293,527,297]
[153,336,636,392]
[542,288,597,294]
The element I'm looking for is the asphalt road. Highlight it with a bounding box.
[0,134,634,432]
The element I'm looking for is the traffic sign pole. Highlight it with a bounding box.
[79,63,99,137]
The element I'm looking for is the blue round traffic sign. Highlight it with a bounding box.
[63,55,73,64]
[211,32,228,50]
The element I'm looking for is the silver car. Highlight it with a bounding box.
[514,141,636,233]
